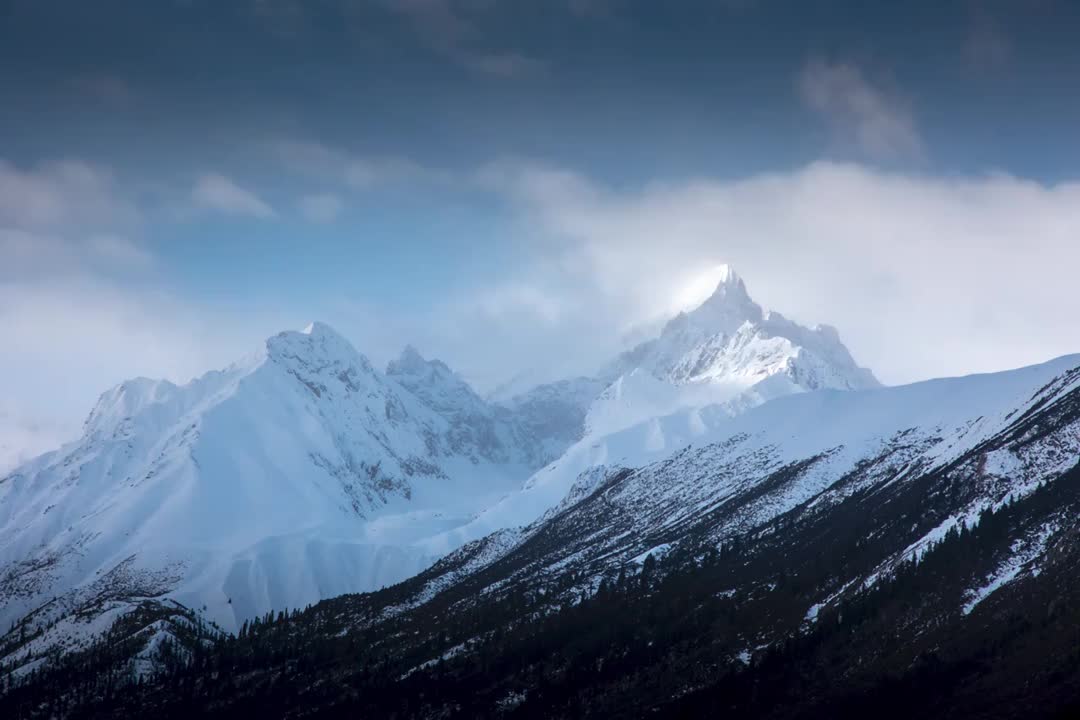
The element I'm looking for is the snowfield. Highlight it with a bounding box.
[4,265,1077,678]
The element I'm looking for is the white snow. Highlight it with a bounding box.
[422,269,886,550]
[632,543,673,565]
[962,520,1061,615]
[4,264,1080,671]
[0,323,544,634]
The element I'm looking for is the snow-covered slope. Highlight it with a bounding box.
[490,376,607,463]
[10,354,1080,714]
[483,266,875,455]
[0,323,551,637]
[385,345,599,469]
[579,266,878,486]
[406,354,1080,619]
[426,266,880,549]
[6,263,1072,687]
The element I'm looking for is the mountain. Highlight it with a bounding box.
[385,346,600,470]
[487,266,876,448]
[385,344,533,466]
[6,353,1079,718]
[0,264,883,684]
[601,264,877,402]
[0,323,565,648]
[428,265,881,547]
[490,376,607,464]
[437,353,1080,603]
[6,266,1079,717]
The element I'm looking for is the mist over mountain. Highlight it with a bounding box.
[3,2,1080,716]
[3,264,1080,718]
[0,267,869,633]
[4,258,1080,719]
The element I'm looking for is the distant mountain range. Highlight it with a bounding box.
[3,266,1078,719]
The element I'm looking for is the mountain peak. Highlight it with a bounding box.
[267,322,374,375]
[299,321,336,337]
[711,263,739,287]
[697,264,751,306]
[603,263,878,399]
[390,344,428,373]
[665,265,762,340]
[387,344,453,379]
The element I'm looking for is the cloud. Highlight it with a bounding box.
[799,59,923,161]
[465,281,570,327]
[193,173,276,219]
[0,156,150,280]
[0,274,282,431]
[0,159,137,230]
[86,234,153,268]
[275,139,449,190]
[6,149,1080,464]
[0,231,151,281]
[299,193,343,223]
[0,404,77,476]
[0,158,285,464]
[450,159,1080,388]
[274,140,348,177]
[389,0,546,77]
[344,156,448,189]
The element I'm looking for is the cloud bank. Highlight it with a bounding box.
[193,173,276,219]
[442,160,1080,388]
[3,154,1079,461]
[0,159,287,463]
[799,59,923,161]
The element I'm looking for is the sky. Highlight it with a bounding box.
[2,0,1080,461]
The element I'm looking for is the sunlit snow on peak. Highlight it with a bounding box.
[670,264,737,315]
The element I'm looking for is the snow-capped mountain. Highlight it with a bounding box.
[369,352,1080,648]
[427,266,882,547]
[487,266,876,447]
[0,323,560,640]
[385,346,601,470]
[6,265,1076,703]
[386,345,531,466]
[14,350,1076,717]
[491,376,607,462]
[599,265,878,417]
[0,264,882,672]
